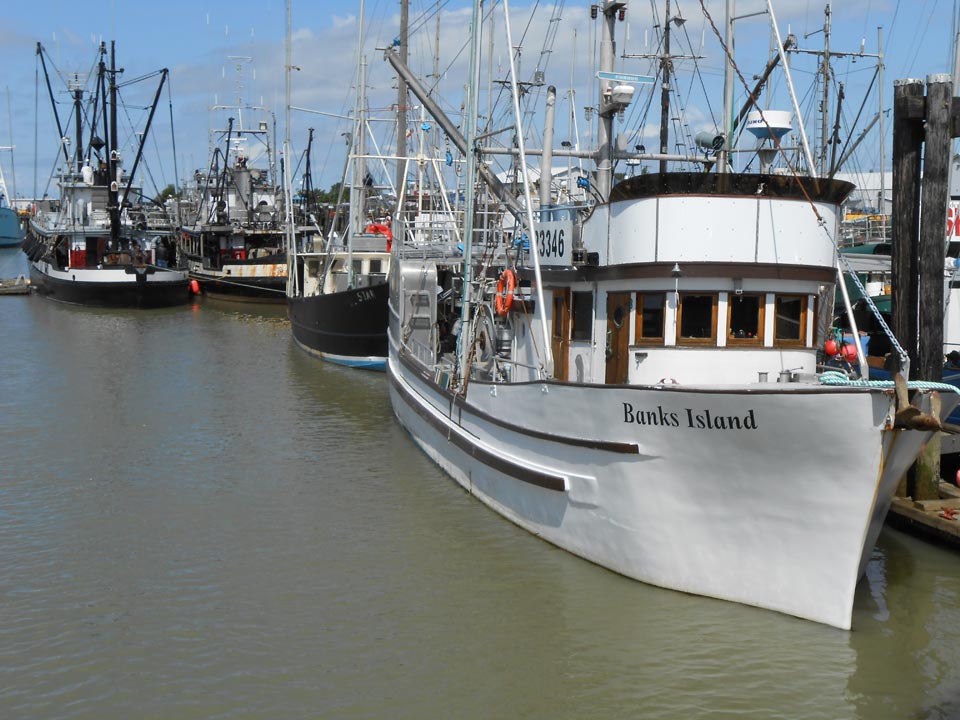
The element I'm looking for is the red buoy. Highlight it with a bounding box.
[189,279,201,295]
[824,338,839,356]
[841,343,858,362]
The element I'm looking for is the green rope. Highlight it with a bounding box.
[818,370,960,394]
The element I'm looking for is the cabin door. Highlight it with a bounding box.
[551,289,570,381]
[605,292,631,384]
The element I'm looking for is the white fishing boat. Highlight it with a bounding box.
[383,0,959,628]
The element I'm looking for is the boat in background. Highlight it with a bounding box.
[23,41,189,308]
[384,0,959,629]
[0,148,23,248]
[177,63,287,304]
[286,26,389,370]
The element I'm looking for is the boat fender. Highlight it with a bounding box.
[365,223,393,252]
[495,269,516,316]
[189,279,201,295]
[824,338,840,356]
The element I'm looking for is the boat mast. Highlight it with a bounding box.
[456,0,485,383]
[119,69,168,209]
[395,0,408,205]
[818,3,831,176]
[284,0,297,297]
[596,1,622,198]
[765,0,816,176]
[658,0,671,174]
[502,0,553,375]
[36,44,68,169]
[71,77,84,174]
[108,41,120,245]
[878,27,885,216]
[99,43,110,178]
[347,1,368,289]
[719,0,734,173]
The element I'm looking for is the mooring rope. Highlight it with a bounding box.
[818,370,960,393]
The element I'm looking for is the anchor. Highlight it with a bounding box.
[893,373,958,433]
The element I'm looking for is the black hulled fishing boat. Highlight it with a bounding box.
[23,41,189,309]
[177,69,287,304]
[286,46,389,370]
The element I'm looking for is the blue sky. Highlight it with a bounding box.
[0,1,957,202]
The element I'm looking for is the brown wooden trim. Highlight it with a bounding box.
[396,349,641,454]
[635,291,666,344]
[607,172,854,204]
[551,289,570,381]
[676,292,718,346]
[531,262,837,285]
[389,369,567,491]
[726,292,765,346]
[772,293,809,348]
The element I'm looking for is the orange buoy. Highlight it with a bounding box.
[840,342,858,362]
[189,279,201,295]
[824,338,839,356]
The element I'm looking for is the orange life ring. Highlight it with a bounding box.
[365,223,393,252]
[495,269,516,316]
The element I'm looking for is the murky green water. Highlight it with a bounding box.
[1,247,959,719]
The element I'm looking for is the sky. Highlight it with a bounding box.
[0,0,957,204]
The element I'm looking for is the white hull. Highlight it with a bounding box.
[388,343,933,629]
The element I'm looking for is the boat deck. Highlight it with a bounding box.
[0,277,32,295]
[887,481,960,549]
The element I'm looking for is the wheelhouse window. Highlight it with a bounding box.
[727,294,764,345]
[571,291,593,342]
[635,292,665,344]
[677,293,718,345]
[774,295,807,346]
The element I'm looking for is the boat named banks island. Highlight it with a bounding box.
[383,1,959,629]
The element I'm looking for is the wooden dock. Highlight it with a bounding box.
[0,276,32,295]
[886,481,960,548]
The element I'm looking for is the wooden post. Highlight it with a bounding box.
[917,74,952,382]
[915,74,953,500]
[891,79,924,375]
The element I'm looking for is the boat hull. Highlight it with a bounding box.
[185,253,287,304]
[388,343,941,629]
[289,281,389,370]
[29,260,191,309]
[193,271,287,303]
[0,207,23,248]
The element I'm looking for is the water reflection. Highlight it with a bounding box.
[2,252,960,719]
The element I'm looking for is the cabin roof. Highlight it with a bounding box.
[609,172,855,205]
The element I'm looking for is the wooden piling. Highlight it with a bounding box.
[911,75,954,500]
[891,78,924,374]
[918,75,952,382]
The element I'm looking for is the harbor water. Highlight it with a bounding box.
[1,248,959,719]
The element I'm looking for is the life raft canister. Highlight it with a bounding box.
[495,268,517,316]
